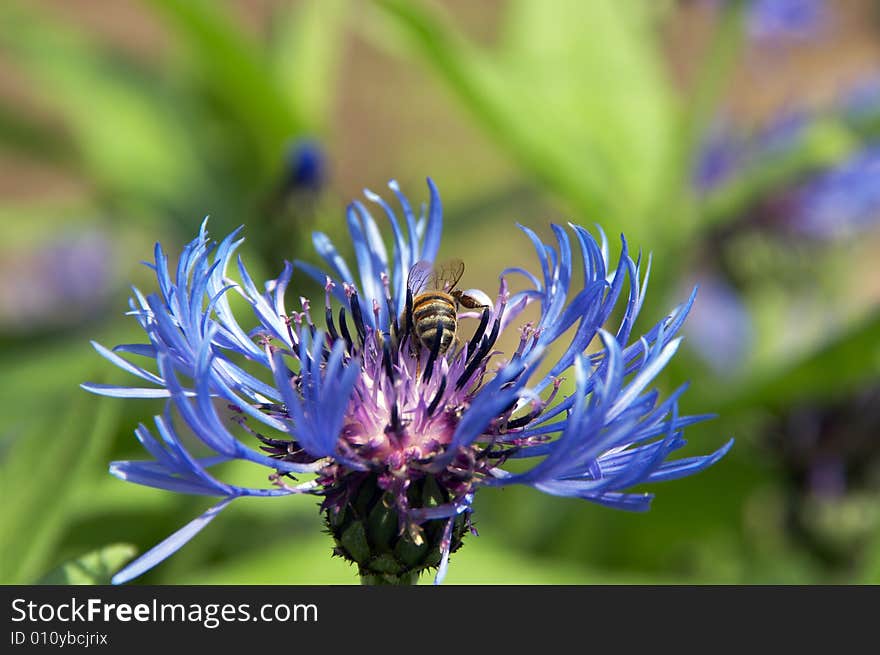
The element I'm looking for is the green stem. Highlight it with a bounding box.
[359,571,419,585]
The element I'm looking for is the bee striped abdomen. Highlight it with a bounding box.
[412,292,457,354]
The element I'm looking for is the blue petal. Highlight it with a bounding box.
[79,383,180,399]
[293,260,348,305]
[89,341,164,385]
[312,231,355,285]
[109,461,226,496]
[388,179,420,263]
[111,498,234,584]
[646,438,734,482]
[420,178,443,262]
[444,348,544,459]
[608,338,681,420]
[365,187,411,317]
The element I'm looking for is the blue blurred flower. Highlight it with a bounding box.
[1,230,115,331]
[683,273,753,376]
[691,74,880,239]
[258,138,327,269]
[702,0,825,41]
[753,110,810,156]
[785,146,880,238]
[839,76,880,125]
[693,111,809,195]
[84,179,732,584]
[283,139,325,193]
[745,0,825,41]
[692,122,748,194]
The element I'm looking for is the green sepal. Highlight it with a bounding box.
[368,553,405,575]
[324,473,470,584]
[393,531,430,568]
[339,521,370,565]
[367,494,398,552]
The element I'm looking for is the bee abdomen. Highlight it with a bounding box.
[412,293,457,353]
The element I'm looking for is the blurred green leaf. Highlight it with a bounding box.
[144,0,302,172]
[440,536,681,584]
[372,0,676,245]
[175,531,680,584]
[0,393,120,584]
[0,342,101,440]
[0,204,102,247]
[67,477,183,519]
[0,0,346,261]
[0,103,75,166]
[36,544,136,585]
[270,0,348,135]
[862,528,880,583]
[176,539,349,585]
[0,2,202,214]
[721,307,880,413]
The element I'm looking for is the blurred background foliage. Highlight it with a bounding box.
[1,0,880,584]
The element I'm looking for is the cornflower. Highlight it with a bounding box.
[84,179,732,584]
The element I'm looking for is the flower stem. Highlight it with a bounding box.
[359,571,419,585]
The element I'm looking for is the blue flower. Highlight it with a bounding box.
[682,272,753,376]
[83,179,732,584]
[2,230,115,331]
[838,76,880,125]
[283,139,325,193]
[692,120,750,194]
[785,146,880,238]
[692,112,809,195]
[746,0,825,41]
[701,0,825,42]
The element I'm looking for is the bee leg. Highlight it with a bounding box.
[455,290,491,312]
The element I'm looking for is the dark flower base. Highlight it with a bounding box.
[324,474,468,584]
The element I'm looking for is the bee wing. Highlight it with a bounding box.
[407,259,465,294]
[433,258,465,292]
[407,260,436,295]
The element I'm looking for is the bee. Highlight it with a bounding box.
[404,258,487,355]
